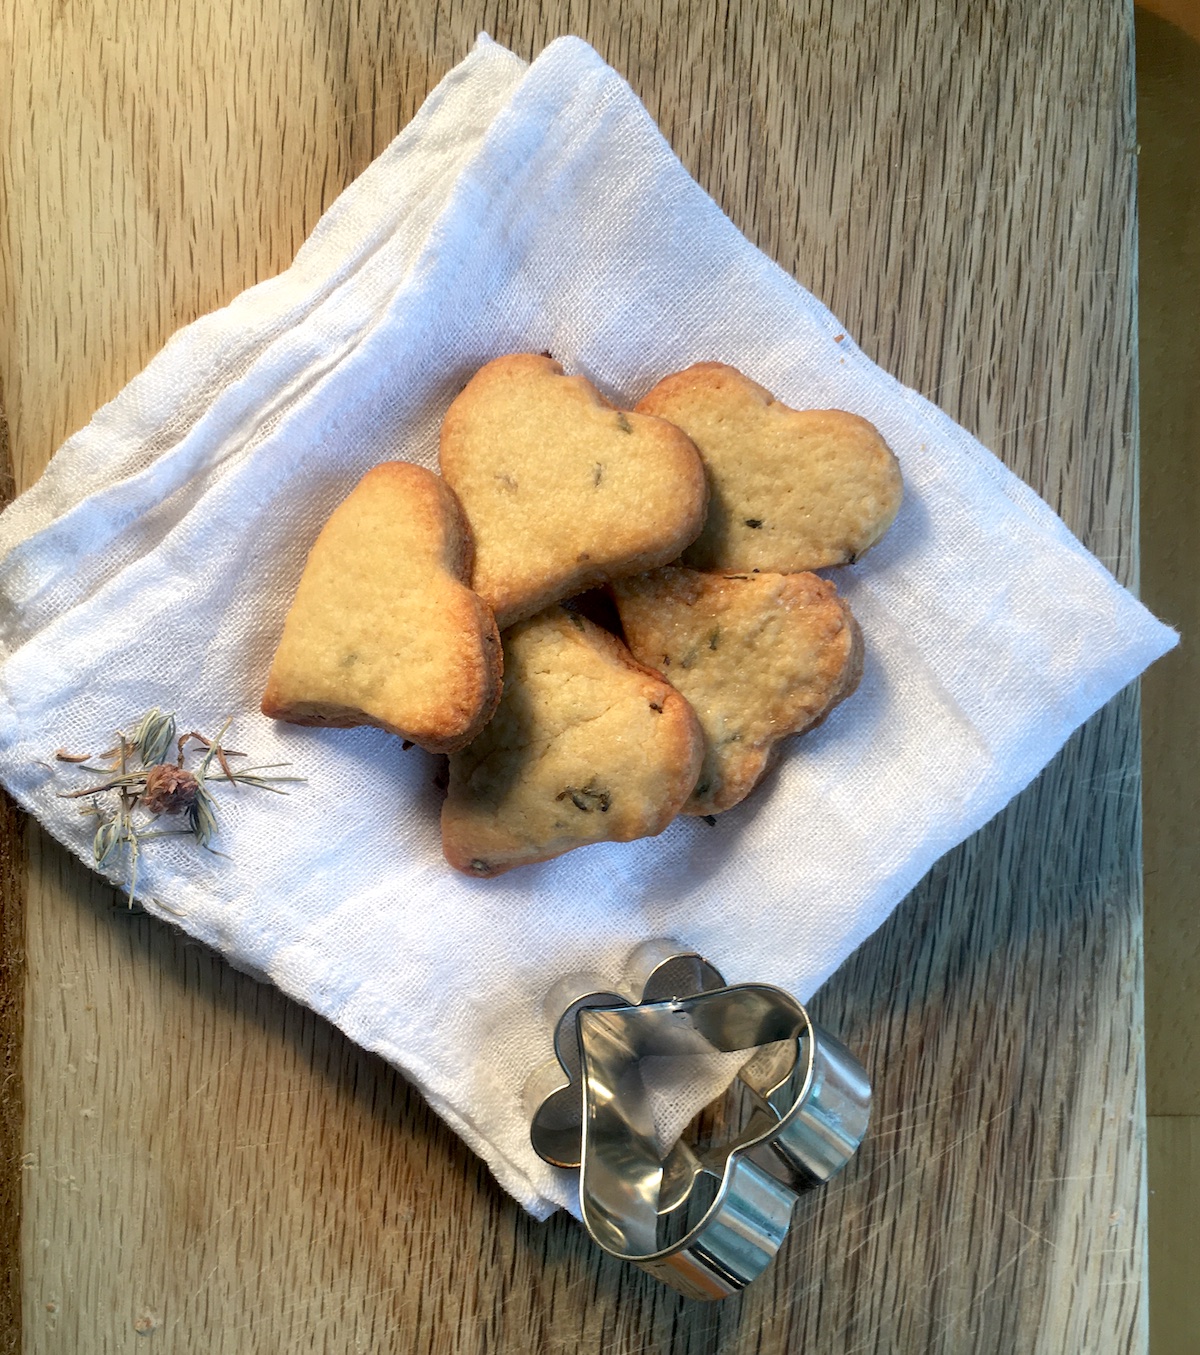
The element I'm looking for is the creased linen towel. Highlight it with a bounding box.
[0,35,1177,1217]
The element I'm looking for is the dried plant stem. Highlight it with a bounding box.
[54,709,299,907]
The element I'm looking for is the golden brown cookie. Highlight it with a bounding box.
[441,607,703,877]
[439,354,707,628]
[612,567,862,815]
[262,461,502,754]
[635,363,902,572]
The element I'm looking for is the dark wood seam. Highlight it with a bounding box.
[0,391,24,1355]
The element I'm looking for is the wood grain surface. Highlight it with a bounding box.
[1,1,1148,1351]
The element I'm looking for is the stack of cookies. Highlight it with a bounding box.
[262,355,902,877]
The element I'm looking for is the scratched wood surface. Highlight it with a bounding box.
[0,1,1147,1350]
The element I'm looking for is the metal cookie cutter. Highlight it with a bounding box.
[526,940,871,1300]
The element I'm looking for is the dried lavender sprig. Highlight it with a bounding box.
[57,710,301,907]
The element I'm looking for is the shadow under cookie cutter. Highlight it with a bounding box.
[525,939,872,1301]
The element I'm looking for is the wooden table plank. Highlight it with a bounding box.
[1,0,1147,1350]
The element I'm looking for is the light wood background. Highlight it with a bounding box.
[1,1,1151,1351]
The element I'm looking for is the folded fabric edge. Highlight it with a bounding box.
[0,36,530,564]
[0,40,536,665]
[0,41,635,667]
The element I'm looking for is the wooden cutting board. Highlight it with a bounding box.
[0,2,1149,1350]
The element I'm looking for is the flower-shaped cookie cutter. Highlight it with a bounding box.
[526,939,871,1300]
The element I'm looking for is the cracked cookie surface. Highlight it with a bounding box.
[612,567,862,815]
[439,354,707,628]
[635,362,902,573]
[441,606,703,877]
[262,462,502,754]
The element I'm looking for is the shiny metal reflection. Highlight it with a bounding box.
[526,944,872,1300]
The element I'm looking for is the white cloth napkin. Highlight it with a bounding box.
[0,35,1176,1218]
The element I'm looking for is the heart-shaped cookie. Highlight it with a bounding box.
[612,566,862,814]
[439,354,708,628]
[636,362,903,572]
[262,462,502,753]
[441,606,703,876]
